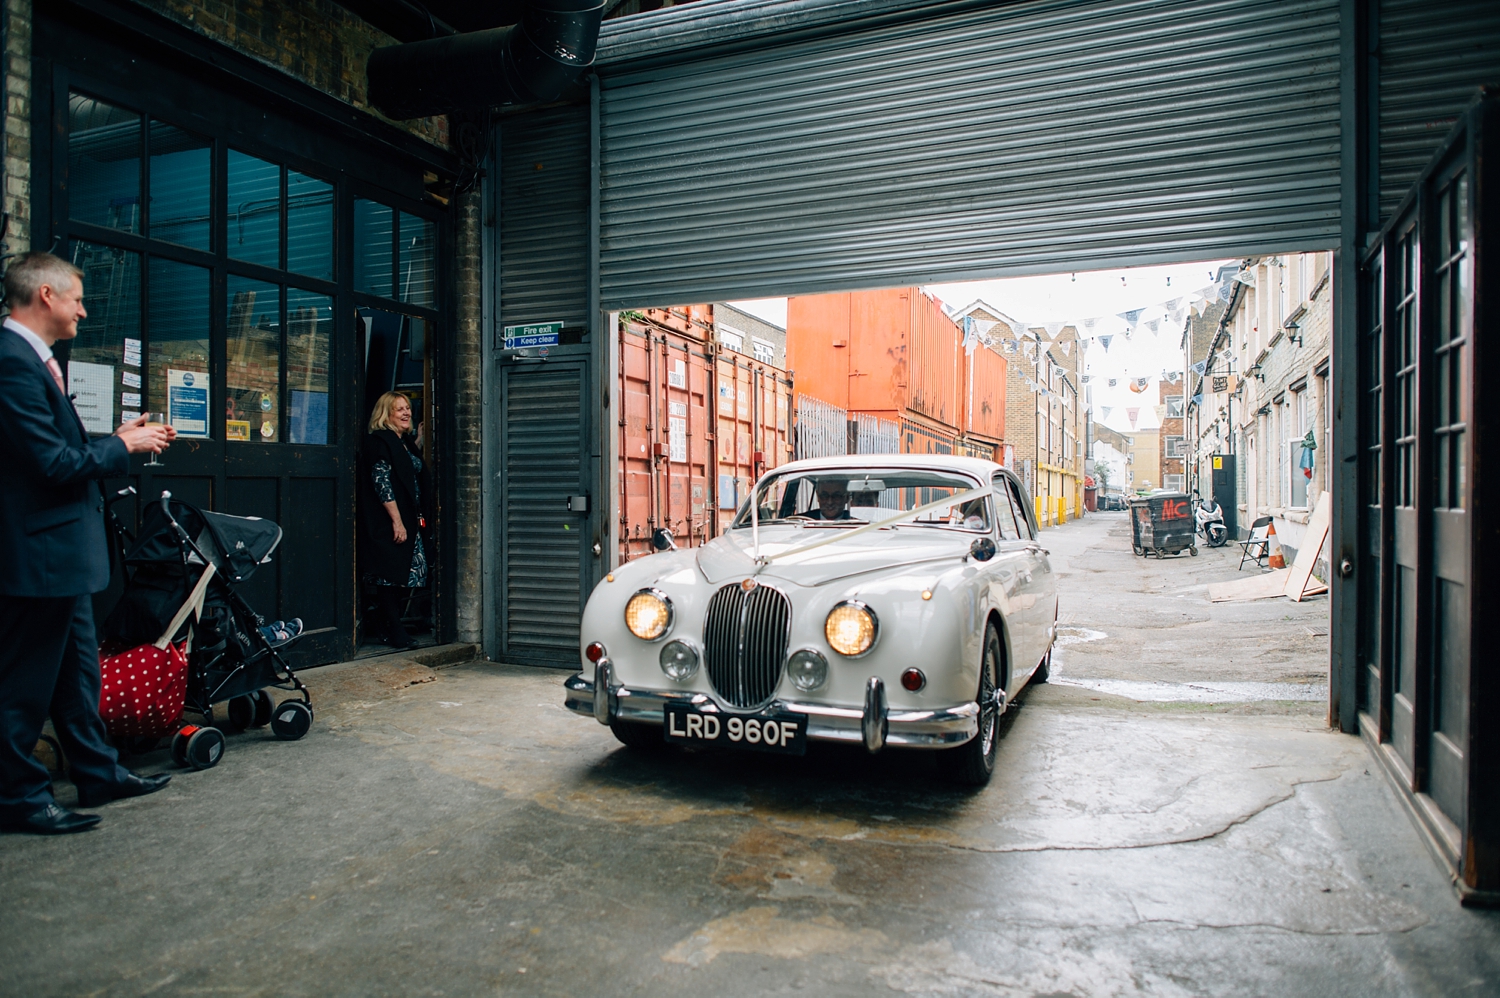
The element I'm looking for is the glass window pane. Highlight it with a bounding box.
[226,276,281,443]
[287,170,333,280]
[149,122,211,250]
[68,93,141,233]
[67,241,142,432]
[228,150,281,268]
[148,258,212,437]
[399,211,436,307]
[354,199,393,297]
[286,288,333,445]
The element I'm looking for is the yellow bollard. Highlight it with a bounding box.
[1055,496,1066,525]
[1034,495,1045,526]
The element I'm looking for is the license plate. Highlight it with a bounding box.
[663,704,807,755]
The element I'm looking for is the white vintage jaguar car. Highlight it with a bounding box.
[563,455,1057,784]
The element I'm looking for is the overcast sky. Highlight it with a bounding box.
[729,258,1235,435]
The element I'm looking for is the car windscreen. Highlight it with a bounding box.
[732,469,988,531]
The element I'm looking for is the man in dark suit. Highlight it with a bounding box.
[0,252,176,834]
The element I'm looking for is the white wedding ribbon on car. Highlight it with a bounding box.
[753,485,993,569]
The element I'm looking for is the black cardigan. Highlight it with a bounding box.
[358,429,428,583]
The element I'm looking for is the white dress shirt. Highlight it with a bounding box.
[3,316,53,364]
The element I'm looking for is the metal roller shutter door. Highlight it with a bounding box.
[500,362,588,665]
[1376,0,1500,220]
[499,105,591,329]
[596,0,1342,309]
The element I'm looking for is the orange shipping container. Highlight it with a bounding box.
[787,288,961,429]
[958,342,1007,442]
[617,315,791,563]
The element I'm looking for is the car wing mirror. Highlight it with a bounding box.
[968,537,997,562]
[651,528,677,552]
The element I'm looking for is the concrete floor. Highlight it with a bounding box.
[3,512,1497,996]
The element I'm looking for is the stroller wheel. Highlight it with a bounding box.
[171,726,198,768]
[251,690,274,728]
[186,727,225,770]
[226,695,255,731]
[271,699,313,741]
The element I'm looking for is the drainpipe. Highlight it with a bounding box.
[368,0,605,119]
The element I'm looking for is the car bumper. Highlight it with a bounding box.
[564,664,979,752]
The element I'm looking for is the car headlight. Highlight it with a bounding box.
[659,639,699,681]
[786,649,828,691]
[825,601,878,657]
[624,589,673,640]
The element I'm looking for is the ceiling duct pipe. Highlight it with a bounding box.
[367,0,604,120]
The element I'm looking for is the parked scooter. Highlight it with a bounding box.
[1193,491,1229,547]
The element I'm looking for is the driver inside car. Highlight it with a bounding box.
[800,479,853,520]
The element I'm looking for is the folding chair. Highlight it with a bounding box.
[1238,515,1274,570]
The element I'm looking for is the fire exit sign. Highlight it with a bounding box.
[501,321,562,349]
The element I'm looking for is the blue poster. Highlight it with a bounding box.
[167,369,209,437]
[290,390,330,445]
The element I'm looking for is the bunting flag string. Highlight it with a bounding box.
[1126,408,1140,429]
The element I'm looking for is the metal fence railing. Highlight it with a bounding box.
[794,394,848,459]
[850,412,900,455]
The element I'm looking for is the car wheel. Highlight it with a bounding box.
[610,720,665,750]
[938,623,1002,786]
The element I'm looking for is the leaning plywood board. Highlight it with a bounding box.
[1209,568,1293,602]
[1285,491,1332,602]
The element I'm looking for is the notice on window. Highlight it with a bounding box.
[168,369,210,437]
[123,338,142,368]
[290,390,329,445]
[122,370,141,389]
[67,361,115,434]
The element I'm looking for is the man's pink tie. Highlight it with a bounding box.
[45,357,67,396]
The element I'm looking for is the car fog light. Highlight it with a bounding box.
[624,589,672,640]
[787,649,828,692]
[900,668,926,692]
[585,641,607,663]
[825,601,878,657]
[659,640,699,681]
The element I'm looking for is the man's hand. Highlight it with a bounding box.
[115,414,176,455]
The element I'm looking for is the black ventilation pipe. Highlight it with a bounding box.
[367,0,605,120]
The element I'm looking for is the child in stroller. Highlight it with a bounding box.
[99,490,314,769]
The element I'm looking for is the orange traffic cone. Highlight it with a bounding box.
[1266,521,1286,569]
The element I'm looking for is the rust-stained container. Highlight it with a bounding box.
[959,343,1006,441]
[637,304,714,340]
[901,412,957,455]
[618,313,792,563]
[714,350,792,535]
[787,288,961,428]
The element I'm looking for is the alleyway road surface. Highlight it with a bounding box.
[3,512,1498,996]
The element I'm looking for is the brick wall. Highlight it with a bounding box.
[452,187,483,644]
[128,0,449,148]
[4,0,32,255]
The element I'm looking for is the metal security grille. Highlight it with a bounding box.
[501,362,587,664]
[499,105,590,329]
[595,0,1341,308]
[702,582,792,708]
[1376,0,1500,220]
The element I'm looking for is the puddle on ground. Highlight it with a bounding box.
[1054,626,1107,646]
[1050,675,1327,703]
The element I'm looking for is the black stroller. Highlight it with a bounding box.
[101,490,314,769]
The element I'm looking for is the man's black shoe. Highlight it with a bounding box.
[2,802,101,835]
[77,771,171,808]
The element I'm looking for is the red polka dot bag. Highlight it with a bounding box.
[98,565,215,739]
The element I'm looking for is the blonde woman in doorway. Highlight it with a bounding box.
[358,392,428,648]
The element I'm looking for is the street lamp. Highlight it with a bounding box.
[1284,319,1303,348]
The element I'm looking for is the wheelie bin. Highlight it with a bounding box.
[1129,492,1198,557]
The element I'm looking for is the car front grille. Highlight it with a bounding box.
[702,582,791,709]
